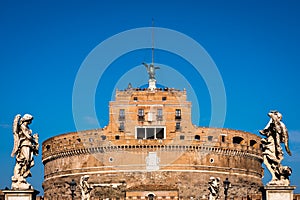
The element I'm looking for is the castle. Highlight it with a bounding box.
[42,66,263,199]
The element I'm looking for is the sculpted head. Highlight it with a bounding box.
[268,110,282,121]
[20,114,34,124]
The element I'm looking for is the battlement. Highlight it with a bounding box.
[115,87,187,102]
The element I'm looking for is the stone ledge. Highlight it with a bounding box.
[2,190,39,200]
[264,185,296,190]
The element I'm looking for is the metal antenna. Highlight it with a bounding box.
[152,18,154,66]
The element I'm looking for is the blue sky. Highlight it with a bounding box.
[0,0,300,194]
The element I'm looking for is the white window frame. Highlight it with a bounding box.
[135,126,166,139]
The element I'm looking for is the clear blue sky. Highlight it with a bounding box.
[1,0,300,194]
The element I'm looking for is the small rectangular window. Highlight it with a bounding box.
[221,135,225,142]
[175,109,181,120]
[180,135,185,140]
[119,122,124,131]
[119,109,125,121]
[138,109,145,121]
[157,108,163,121]
[162,97,167,101]
[115,135,120,140]
[176,122,181,131]
[133,97,138,101]
[138,109,144,116]
[208,136,213,141]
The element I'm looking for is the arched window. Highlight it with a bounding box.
[101,135,106,140]
[148,194,155,200]
[194,135,200,141]
[250,140,257,147]
[233,136,244,144]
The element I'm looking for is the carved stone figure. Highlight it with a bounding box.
[80,175,93,200]
[142,62,160,80]
[11,114,39,190]
[208,177,220,200]
[260,111,292,186]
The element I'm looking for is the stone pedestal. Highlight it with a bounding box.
[264,186,296,200]
[2,189,39,200]
[148,79,156,90]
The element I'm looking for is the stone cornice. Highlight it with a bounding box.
[42,144,262,164]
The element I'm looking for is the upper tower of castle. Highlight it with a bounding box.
[107,64,193,142]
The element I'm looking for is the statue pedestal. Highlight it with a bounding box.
[2,189,39,200]
[148,79,156,90]
[264,185,296,200]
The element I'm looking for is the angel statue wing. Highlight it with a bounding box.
[280,122,292,156]
[11,114,21,157]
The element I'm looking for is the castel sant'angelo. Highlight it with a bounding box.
[42,63,263,200]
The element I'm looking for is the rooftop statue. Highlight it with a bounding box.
[11,114,39,190]
[142,62,160,80]
[208,177,220,200]
[80,175,93,200]
[260,111,292,186]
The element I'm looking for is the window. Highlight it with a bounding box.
[146,128,155,139]
[195,135,200,141]
[180,135,185,140]
[221,135,225,142]
[233,136,244,144]
[119,109,125,121]
[175,109,181,120]
[208,136,213,141]
[250,140,257,147]
[115,135,120,140]
[119,122,124,131]
[135,127,165,139]
[148,194,155,200]
[176,122,181,131]
[156,127,164,139]
[138,109,145,121]
[148,194,154,200]
[133,97,138,101]
[162,97,167,101]
[157,108,163,121]
[137,128,146,139]
[101,135,107,140]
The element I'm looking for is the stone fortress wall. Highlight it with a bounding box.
[42,127,263,199]
[42,88,263,199]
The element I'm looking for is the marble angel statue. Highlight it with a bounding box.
[11,114,39,190]
[80,175,93,200]
[208,177,220,200]
[260,111,292,185]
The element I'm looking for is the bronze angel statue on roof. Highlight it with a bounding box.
[142,62,160,80]
[11,114,39,190]
[260,111,292,186]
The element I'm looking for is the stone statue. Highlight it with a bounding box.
[260,111,292,186]
[142,62,160,80]
[80,175,93,200]
[208,177,220,200]
[11,114,39,190]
